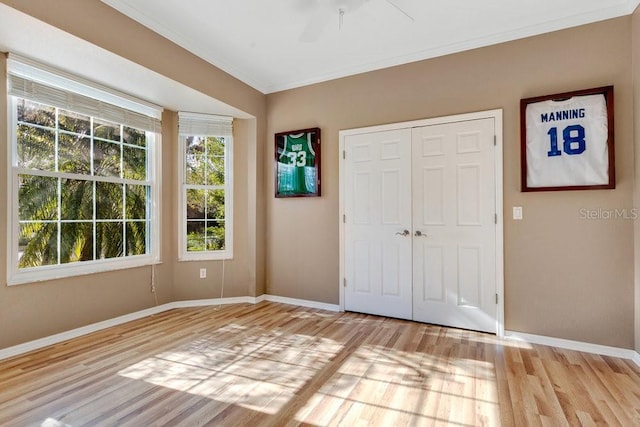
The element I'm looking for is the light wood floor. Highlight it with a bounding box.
[1,302,640,426]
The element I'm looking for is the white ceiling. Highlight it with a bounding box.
[0,3,251,118]
[102,0,640,94]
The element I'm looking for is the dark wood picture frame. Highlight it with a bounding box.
[275,127,321,198]
[520,86,615,192]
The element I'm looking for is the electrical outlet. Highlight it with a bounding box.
[199,268,207,279]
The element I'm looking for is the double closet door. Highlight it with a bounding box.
[343,117,498,333]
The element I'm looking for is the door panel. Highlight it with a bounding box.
[421,245,444,302]
[412,118,497,333]
[457,164,482,225]
[422,166,445,225]
[344,129,413,319]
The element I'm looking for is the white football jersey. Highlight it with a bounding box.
[525,94,609,188]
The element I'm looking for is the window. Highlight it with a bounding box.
[7,55,162,285]
[178,113,233,260]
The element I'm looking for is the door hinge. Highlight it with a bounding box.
[343,214,346,223]
[343,278,347,288]
[494,213,497,224]
[495,293,499,304]
[343,150,346,159]
[494,135,497,146]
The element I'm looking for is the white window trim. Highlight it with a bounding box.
[177,134,233,261]
[6,98,162,286]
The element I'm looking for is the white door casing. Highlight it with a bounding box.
[339,110,504,335]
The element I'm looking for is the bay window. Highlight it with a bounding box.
[7,55,162,285]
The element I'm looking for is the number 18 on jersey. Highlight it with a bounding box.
[523,90,613,190]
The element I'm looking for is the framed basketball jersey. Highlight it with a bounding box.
[275,127,321,197]
[520,86,614,191]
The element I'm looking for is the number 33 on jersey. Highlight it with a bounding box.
[276,129,320,196]
[524,92,611,188]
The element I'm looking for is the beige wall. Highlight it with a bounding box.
[0,0,267,349]
[633,5,640,353]
[171,116,257,301]
[266,17,635,348]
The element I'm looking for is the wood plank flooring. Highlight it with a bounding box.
[1,301,640,426]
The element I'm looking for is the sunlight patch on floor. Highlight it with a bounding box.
[41,418,71,427]
[294,343,500,426]
[118,324,343,415]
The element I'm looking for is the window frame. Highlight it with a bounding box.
[178,133,233,261]
[6,97,162,286]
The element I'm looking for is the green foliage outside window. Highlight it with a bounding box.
[15,99,150,269]
[184,136,226,252]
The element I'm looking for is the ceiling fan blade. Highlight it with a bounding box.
[299,5,333,42]
[385,0,415,21]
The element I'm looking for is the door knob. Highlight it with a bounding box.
[395,229,410,236]
[415,230,428,237]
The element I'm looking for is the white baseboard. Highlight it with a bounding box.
[168,295,339,311]
[3,301,636,366]
[169,296,256,308]
[0,304,167,362]
[505,330,640,367]
[0,294,340,361]
[261,294,340,312]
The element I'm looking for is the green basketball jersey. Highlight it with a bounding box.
[278,132,317,195]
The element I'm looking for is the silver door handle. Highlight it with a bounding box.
[415,230,428,237]
[396,229,410,236]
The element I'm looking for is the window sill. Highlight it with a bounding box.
[7,256,161,286]
[178,251,233,262]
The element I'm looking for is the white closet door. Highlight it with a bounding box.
[343,129,413,319]
[411,118,497,333]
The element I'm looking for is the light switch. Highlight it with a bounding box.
[513,206,523,220]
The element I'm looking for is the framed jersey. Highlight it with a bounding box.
[520,86,615,192]
[275,127,321,197]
